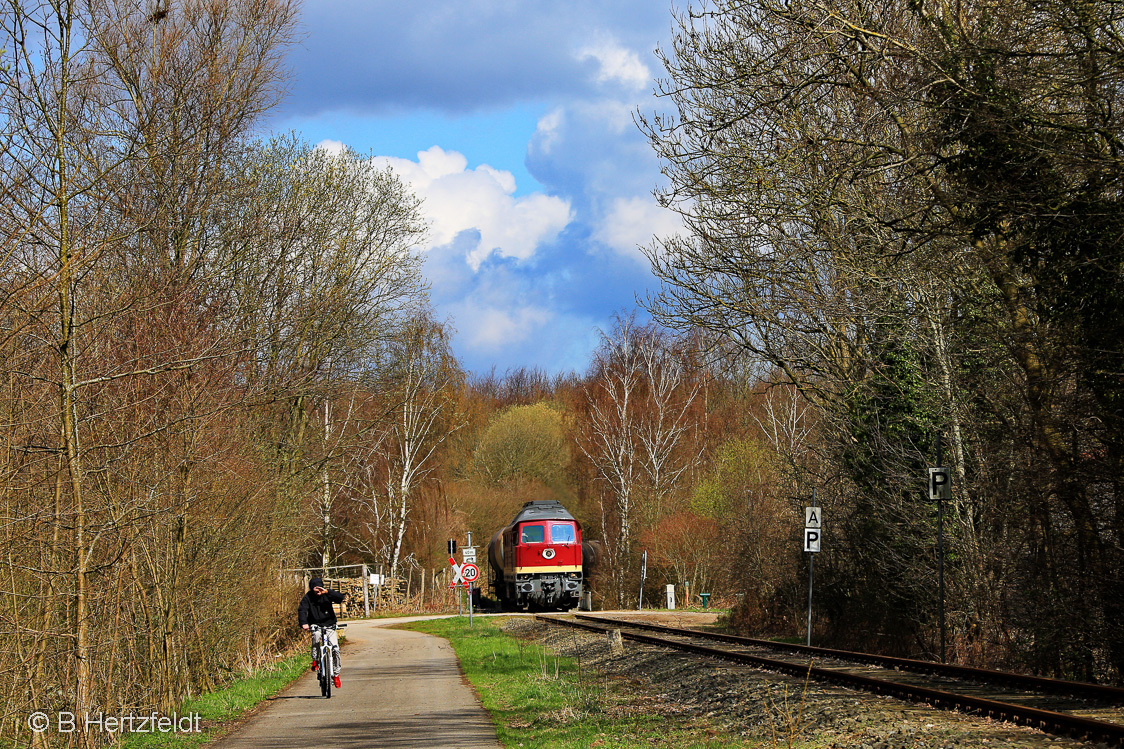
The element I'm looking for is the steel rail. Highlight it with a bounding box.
[537,615,1124,747]
[575,613,1124,704]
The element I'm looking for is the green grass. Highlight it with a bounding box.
[119,653,309,748]
[399,616,765,749]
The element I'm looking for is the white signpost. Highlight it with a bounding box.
[930,438,952,663]
[448,555,475,627]
[804,506,822,553]
[638,550,648,610]
[803,491,822,646]
[462,546,477,564]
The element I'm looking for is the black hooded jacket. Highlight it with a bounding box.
[297,577,347,627]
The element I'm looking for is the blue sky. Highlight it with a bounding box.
[268,0,683,376]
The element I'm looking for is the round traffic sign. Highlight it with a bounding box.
[461,563,480,582]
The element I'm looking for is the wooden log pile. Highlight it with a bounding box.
[324,576,405,617]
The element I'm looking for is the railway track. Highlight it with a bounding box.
[535,613,1124,746]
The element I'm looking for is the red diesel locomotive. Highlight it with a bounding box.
[487,500,598,610]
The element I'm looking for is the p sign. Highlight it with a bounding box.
[928,467,951,500]
[804,528,821,553]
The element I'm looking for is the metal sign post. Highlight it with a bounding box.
[461,559,479,628]
[450,544,480,627]
[929,434,952,663]
[804,489,822,647]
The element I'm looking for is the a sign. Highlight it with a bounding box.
[461,563,480,583]
[805,507,822,528]
[447,539,457,556]
[929,467,951,500]
[462,547,476,563]
[448,557,465,588]
[666,584,676,610]
[369,574,385,585]
[803,506,823,553]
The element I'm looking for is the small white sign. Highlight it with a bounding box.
[805,507,822,528]
[804,528,821,553]
[666,584,676,610]
[462,547,477,563]
[929,467,951,500]
[369,574,385,585]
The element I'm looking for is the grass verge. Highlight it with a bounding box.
[399,616,765,749]
[119,653,309,748]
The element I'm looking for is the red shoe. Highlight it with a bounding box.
[333,675,341,689]
[311,660,318,672]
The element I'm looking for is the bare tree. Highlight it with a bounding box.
[577,315,704,605]
[635,331,703,522]
[640,0,1124,674]
[376,315,464,581]
[0,0,315,735]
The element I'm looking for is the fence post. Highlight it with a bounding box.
[376,567,382,612]
[362,563,369,617]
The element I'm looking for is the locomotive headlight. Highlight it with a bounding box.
[542,548,556,560]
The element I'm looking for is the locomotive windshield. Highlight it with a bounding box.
[551,523,576,544]
[520,524,545,543]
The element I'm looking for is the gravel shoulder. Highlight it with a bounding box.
[515,614,1120,749]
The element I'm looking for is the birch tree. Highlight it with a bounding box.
[225,138,428,561]
[635,332,702,522]
[377,315,464,581]
[578,316,704,605]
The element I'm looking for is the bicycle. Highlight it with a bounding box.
[309,623,346,698]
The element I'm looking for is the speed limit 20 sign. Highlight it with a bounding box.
[460,563,480,583]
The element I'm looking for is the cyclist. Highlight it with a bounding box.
[298,577,347,688]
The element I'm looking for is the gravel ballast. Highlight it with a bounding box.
[508,615,1120,749]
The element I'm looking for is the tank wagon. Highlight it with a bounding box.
[487,500,600,610]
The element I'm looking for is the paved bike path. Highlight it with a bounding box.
[216,619,502,749]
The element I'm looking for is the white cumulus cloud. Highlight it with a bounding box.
[534,108,565,155]
[595,196,684,264]
[458,304,554,349]
[374,146,572,270]
[577,35,652,91]
[315,139,348,156]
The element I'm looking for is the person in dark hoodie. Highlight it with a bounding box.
[298,577,347,688]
